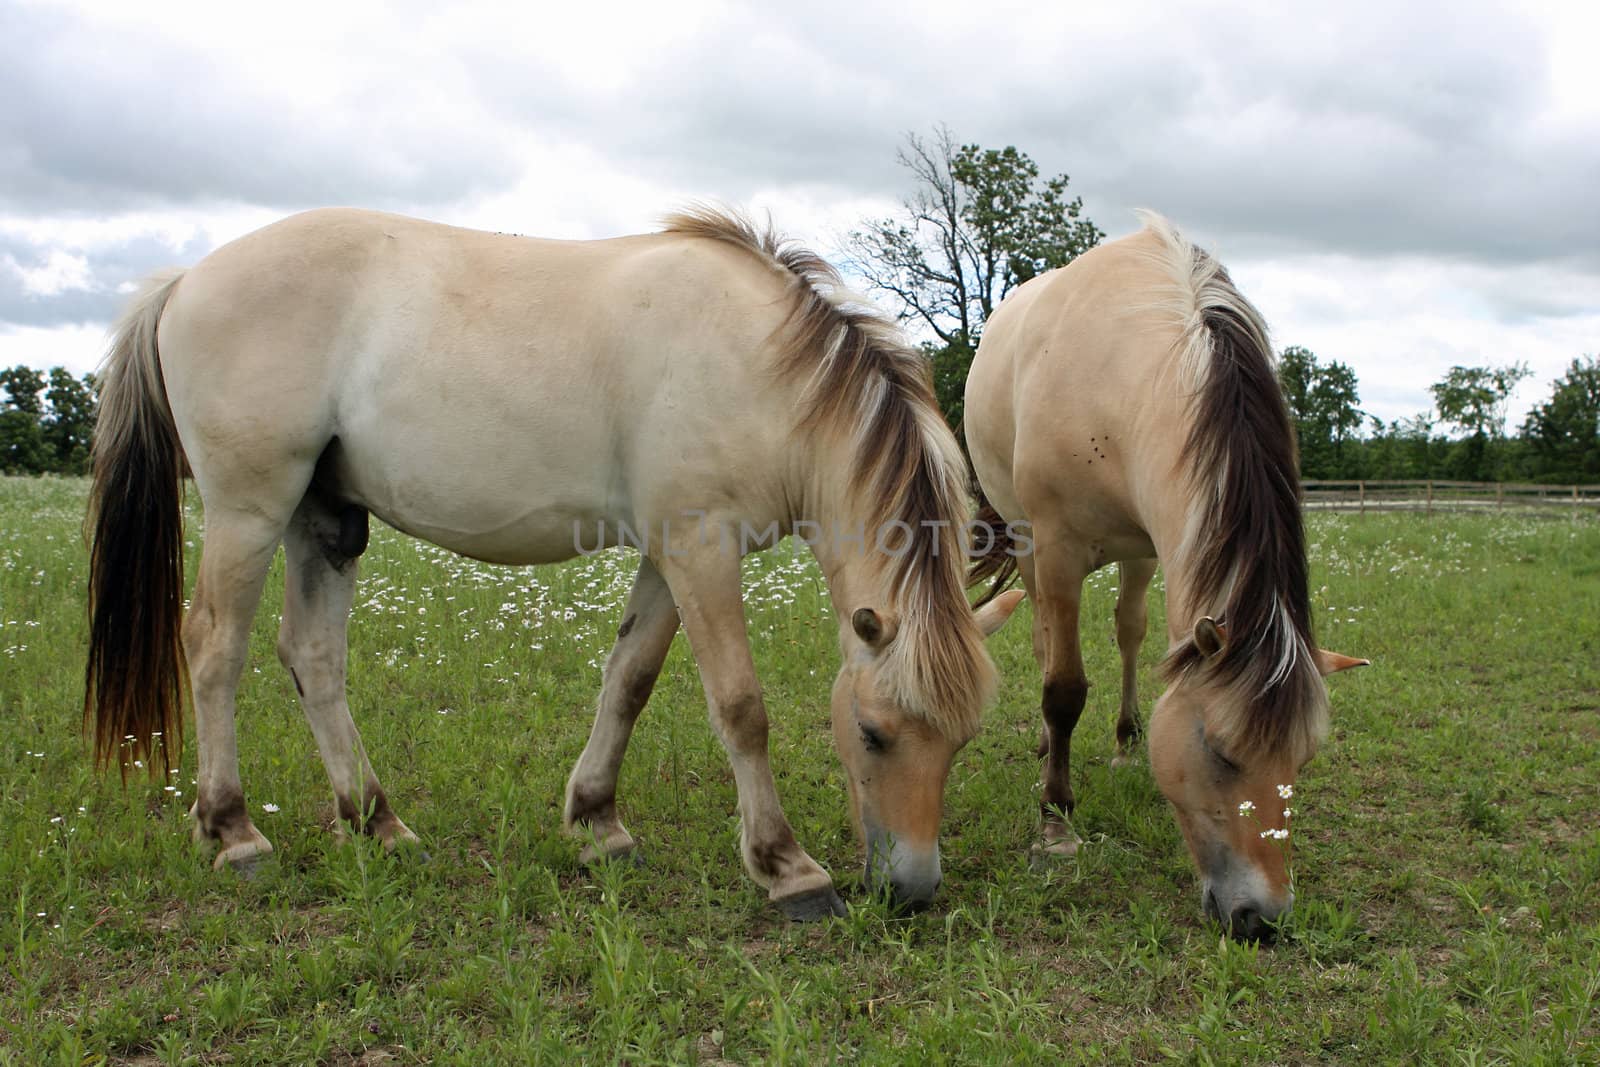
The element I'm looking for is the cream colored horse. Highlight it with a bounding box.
[84,207,1020,918]
[965,214,1364,939]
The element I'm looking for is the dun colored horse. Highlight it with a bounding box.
[85,207,1020,918]
[965,214,1365,939]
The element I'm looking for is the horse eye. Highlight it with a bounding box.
[860,724,887,753]
[1203,738,1240,774]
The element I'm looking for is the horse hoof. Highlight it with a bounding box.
[578,840,641,867]
[380,830,429,863]
[216,842,274,879]
[587,848,645,870]
[1109,754,1142,770]
[776,885,847,921]
[393,845,433,866]
[1029,836,1082,869]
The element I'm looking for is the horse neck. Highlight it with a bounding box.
[1138,455,1217,645]
[1157,552,1209,646]
[798,455,893,629]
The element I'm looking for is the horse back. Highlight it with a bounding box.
[967,229,1187,563]
[153,209,799,564]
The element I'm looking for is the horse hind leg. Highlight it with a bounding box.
[185,511,285,870]
[563,558,680,863]
[278,493,417,851]
[1111,557,1157,767]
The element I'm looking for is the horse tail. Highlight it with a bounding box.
[967,493,1019,607]
[84,269,189,780]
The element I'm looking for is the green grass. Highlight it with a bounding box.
[2,475,1597,1064]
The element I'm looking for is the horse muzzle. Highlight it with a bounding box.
[864,828,942,913]
[1203,880,1292,942]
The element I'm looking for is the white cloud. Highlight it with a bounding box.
[0,0,1594,427]
[1237,252,1600,426]
[6,248,90,296]
[0,321,106,376]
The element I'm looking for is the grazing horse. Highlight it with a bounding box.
[964,213,1365,939]
[84,207,1021,918]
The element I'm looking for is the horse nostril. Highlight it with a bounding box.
[1229,904,1276,943]
[893,894,933,915]
[889,876,941,914]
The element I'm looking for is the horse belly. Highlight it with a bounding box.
[329,418,622,566]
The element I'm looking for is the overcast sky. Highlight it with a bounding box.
[3,0,1596,427]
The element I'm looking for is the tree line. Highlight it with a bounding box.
[1280,350,1600,483]
[4,132,1596,484]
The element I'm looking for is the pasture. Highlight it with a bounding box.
[2,475,1597,1064]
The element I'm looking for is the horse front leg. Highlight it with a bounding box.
[1112,557,1158,767]
[564,558,680,862]
[1021,542,1092,861]
[659,550,844,920]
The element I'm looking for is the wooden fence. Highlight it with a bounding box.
[1301,480,1600,514]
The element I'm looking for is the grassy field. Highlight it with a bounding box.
[2,475,1597,1065]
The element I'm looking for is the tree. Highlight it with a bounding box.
[42,368,98,474]
[1313,362,1363,458]
[1430,363,1532,440]
[1,366,46,415]
[1276,345,1364,477]
[848,126,1103,426]
[1277,345,1317,422]
[1376,412,1443,479]
[1522,356,1600,482]
[1429,362,1532,480]
[1,366,48,474]
[0,364,99,475]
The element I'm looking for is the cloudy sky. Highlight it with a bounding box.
[3,0,1596,427]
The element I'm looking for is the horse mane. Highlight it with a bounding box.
[661,206,996,741]
[1139,212,1326,758]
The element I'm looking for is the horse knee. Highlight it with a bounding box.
[182,602,245,689]
[712,689,768,754]
[275,620,296,672]
[181,596,212,658]
[612,662,663,722]
[1115,615,1147,650]
[1042,678,1089,735]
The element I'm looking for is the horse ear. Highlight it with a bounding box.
[1315,649,1369,676]
[1193,616,1225,658]
[973,588,1024,637]
[851,607,897,650]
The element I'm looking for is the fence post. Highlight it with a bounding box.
[1359,481,1366,515]
[1497,483,1503,512]
[1427,480,1434,516]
